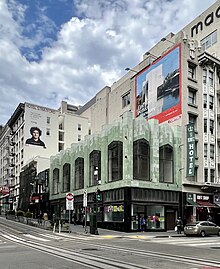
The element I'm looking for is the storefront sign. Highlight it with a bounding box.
[186,123,195,177]
[191,6,220,37]
[196,195,209,201]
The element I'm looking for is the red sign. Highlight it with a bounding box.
[66,192,74,201]
[0,186,10,195]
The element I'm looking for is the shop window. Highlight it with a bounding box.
[75,157,84,190]
[133,139,150,180]
[108,141,123,182]
[104,204,124,222]
[159,145,173,183]
[146,205,164,230]
[122,91,130,108]
[53,168,59,194]
[89,150,101,186]
[63,163,70,192]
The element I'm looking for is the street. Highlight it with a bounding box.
[0,217,220,269]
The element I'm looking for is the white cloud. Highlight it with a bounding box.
[0,0,217,125]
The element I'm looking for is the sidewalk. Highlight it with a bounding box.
[68,224,185,239]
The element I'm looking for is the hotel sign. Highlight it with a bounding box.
[186,123,195,177]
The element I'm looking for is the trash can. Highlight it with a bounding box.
[89,213,98,234]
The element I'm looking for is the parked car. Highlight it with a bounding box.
[184,221,220,237]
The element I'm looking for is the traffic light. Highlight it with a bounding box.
[96,189,101,201]
[93,192,96,202]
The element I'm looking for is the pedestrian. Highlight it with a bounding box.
[176,217,183,234]
[82,214,85,228]
[140,216,146,232]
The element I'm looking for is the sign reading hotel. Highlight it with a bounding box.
[135,46,181,124]
[186,123,195,177]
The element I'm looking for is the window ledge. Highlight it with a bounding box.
[188,77,198,83]
[188,103,198,109]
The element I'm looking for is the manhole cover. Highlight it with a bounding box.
[82,248,98,251]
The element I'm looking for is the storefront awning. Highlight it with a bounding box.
[0,194,9,199]
[187,200,199,206]
[197,200,216,207]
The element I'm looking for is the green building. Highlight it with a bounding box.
[50,112,182,232]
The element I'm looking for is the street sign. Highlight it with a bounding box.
[66,192,74,210]
[83,190,87,207]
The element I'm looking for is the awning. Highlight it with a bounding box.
[0,194,9,199]
[197,200,216,207]
[187,200,199,206]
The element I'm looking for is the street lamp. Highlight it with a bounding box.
[125,67,138,73]
[144,51,158,59]
[161,37,175,45]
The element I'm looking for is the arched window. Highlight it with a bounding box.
[63,163,70,192]
[89,150,101,186]
[53,168,59,194]
[133,139,150,180]
[75,157,84,190]
[108,141,123,182]
[159,145,174,183]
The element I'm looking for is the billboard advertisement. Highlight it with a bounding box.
[25,106,47,149]
[135,45,181,123]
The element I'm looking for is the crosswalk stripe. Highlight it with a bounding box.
[152,237,220,247]
[23,234,50,241]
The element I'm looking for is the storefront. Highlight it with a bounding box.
[185,193,217,223]
[50,187,180,232]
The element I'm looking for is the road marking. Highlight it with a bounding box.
[24,234,50,241]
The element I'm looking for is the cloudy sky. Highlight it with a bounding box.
[0,0,217,125]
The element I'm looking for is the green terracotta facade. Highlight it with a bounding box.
[50,111,182,201]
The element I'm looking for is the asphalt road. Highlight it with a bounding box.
[0,217,220,269]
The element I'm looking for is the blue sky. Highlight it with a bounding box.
[0,0,217,125]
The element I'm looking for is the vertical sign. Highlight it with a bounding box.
[83,190,87,207]
[186,123,195,177]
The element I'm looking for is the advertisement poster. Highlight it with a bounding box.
[25,105,47,149]
[136,46,181,123]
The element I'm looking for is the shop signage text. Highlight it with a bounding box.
[186,123,195,177]
[191,6,220,37]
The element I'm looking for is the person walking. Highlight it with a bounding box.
[140,216,146,232]
[176,217,183,234]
